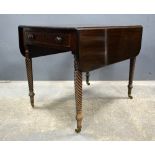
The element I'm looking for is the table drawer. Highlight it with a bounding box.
[24,31,71,48]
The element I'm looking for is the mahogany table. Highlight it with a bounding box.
[18,25,143,133]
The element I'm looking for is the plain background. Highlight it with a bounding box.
[0,14,155,81]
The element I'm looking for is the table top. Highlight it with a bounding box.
[18,25,143,72]
[19,25,142,30]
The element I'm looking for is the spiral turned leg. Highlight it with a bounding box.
[25,50,35,108]
[74,58,83,133]
[128,57,136,99]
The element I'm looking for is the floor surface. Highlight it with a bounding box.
[0,81,154,141]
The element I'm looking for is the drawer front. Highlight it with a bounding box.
[24,31,71,48]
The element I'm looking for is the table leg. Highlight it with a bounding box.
[128,57,136,99]
[25,50,35,107]
[74,57,83,133]
[86,72,90,85]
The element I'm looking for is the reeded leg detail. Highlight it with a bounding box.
[86,72,90,85]
[74,57,83,133]
[128,57,136,99]
[25,50,35,107]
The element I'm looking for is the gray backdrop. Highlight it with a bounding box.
[0,14,155,81]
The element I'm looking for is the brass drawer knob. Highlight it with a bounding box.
[27,34,35,40]
[55,36,63,43]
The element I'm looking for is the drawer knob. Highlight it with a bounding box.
[27,34,35,39]
[55,36,63,43]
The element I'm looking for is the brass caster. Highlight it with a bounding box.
[29,92,35,108]
[86,81,90,86]
[31,104,34,108]
[75,128,81,133]
[30,97,34,108]
[128,95,133,99]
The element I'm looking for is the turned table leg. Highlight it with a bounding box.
[25,50,35,107]
[128,57,136,99]
[86,72,90,85]
[74,57,83,133]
